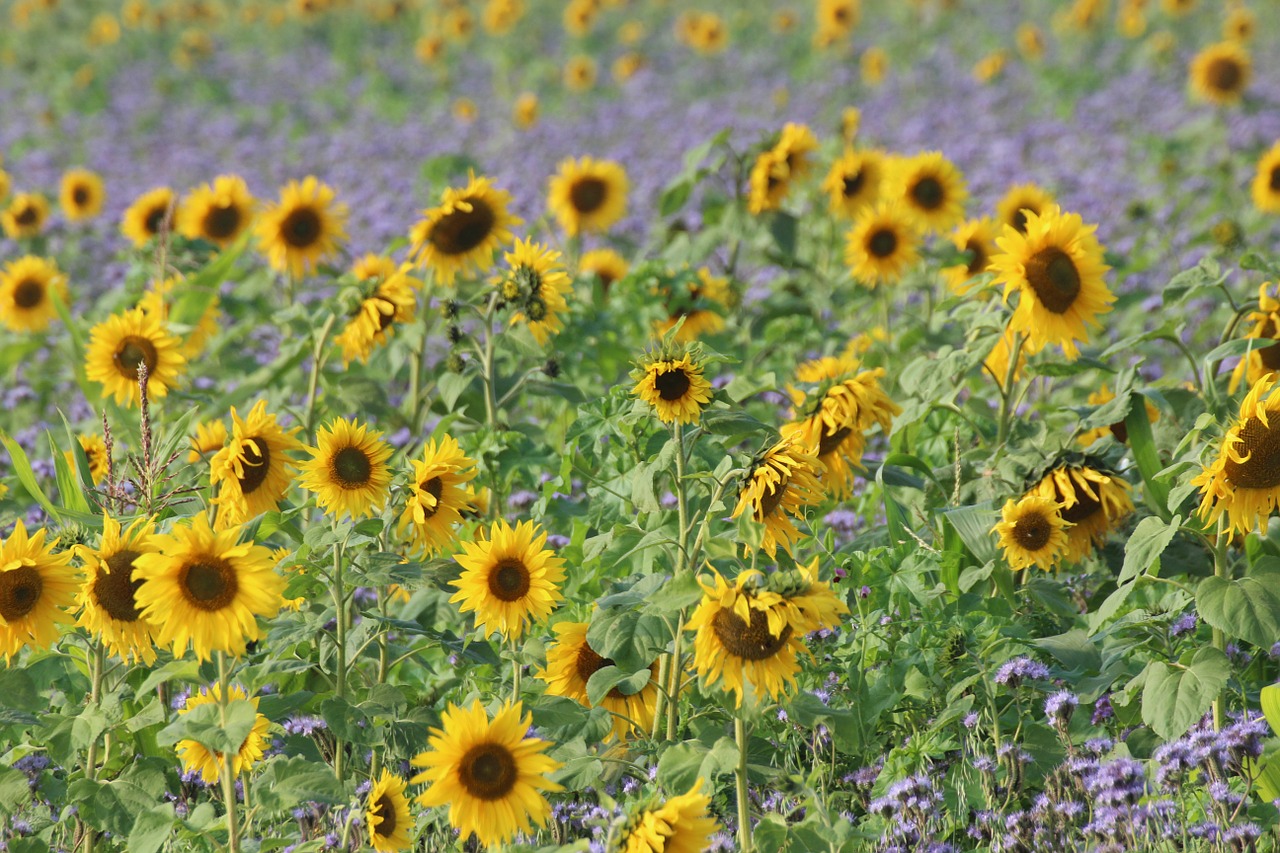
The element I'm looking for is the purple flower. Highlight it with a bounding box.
[1044,690,1078,726]
[993,656,1050,687]
[1169,611,1197,638]
[1091,693,1114,725]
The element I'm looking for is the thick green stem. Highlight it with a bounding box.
[651,654,670,741]
[377,588,390,685]
[332,537,348,781]
[304,314,337,439]
[1212,531,1229,730]
[512,639,523,700]
[664,423,692,740]
[217,653,241,853]
[995,332,1026,446]
[666,616,684,741]
[735,716,754,853]
[82,642,106,853]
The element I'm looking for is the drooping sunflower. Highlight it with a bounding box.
[613,779,722,853]
[84,308,187,407]
[579,248,629,293]
[941,218,999,295]
[541,621,659,740]
[408,174,521,285]
[365,770,413,853]
[890,152,968,233]
[991,496,1072,572]
[133,513,284,662]
[450,519,566,641]
[1027,464,1133,563]
[66,434,109,484]
[1077,385,1161,446]
[732,437,824,558]
[298,418,393,520]
[653,267,732,342]
[0,255,69,333]
[397,434,477,557]
[996,182,1056,235]
[74,516,159,664]
[175,684,271,783]
[334,265,419,365]
[59,168,106,222]
[1,192,50,239]
[210,400,304,526]
[821,148,885,220]
[177,174,256,248]
[188,419,229,463]
[547,157,629,237]
[492,238,573,346]
[256,176,348,278]
[0,521,77,663]
[121,187,176,247]
[990,206,1114,360]
[1189,41,1252,106]
[1192,375,1280,535]
[747,123,820,215]
[845,202,921,288]
[1251,141,1280,214]
[631,348,714,425]
[412,700,563,849]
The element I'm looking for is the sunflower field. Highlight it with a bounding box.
[4,0,1280,851]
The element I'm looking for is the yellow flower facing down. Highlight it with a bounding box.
[1252,141,1280,215]
[2,192,49,239]
[547,157,629,236]
[210,400,304,526]
[334,265,419,365]
[85,307,187,407]
[496,238,573,345]
[1189,41,1251,106]
[1027,465,1133,563]
[1193,375,1280,535]
[176,684,270,783]
[59,168,106,222]
[121,187,176,247]
[412,700,564,848]
[747,123,819,215]
[177,174,256,248]
[732,437,824,558]
[256,176,348,278]
[540,621,659,741]
[615,778,722,853]
[0,255,68,333]
[397,434,477,557]
[631,351,714,425]
[298,418,393,520]
[992,496,1072,572]
[450,519,566,641]
[366,770,413,852]
[409,173,520,285]
[75,516,159,664]
[845,202,921,288]
[0,521,77,663]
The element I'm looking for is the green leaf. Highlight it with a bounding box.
[1125,395,1170,518]
[1033,629,1101,672]
[656,737,739,792]
[0,429,61,522]
[156,699,258,755]
[1120,514,1181,584]
[127,805,177,853]
[1141,647,1230,740]
[942,503,998,564]
[0,766,31,815]
[659,180,692,217]
[586,609,670,673]
[767,211,797,260]
[1249,750,1280,803]
[253,756,346,813]
[1196,563,1280,648]
[1261,683,1280,736]
[585,666,653,707]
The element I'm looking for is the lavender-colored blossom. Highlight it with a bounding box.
[993,656,1050,687]
[1044,691,1078,726]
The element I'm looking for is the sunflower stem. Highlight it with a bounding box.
[665,616,684,741]
[995,332,1026,447]
[511,638,523,699]
[478,292,504,519]
[651,654,670,741]
[735,716,754,853]
[304,314,337,440]
[217,652,241,853]
[332,534,348,782]
[1212,529,1230,731]
[81,641,106,853]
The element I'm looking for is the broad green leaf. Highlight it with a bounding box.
[1262,684,1280,736]
[1120,514,1181,584]
[1196,564,1280,648]
[656,737,738,792]
[1141,647,1230,741]
[253,756,347,812]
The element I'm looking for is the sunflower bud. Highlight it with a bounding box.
[446,352,465,373]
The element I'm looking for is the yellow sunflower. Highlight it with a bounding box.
[366,770,413,852]
[494,238,573,346]
[547,157,629,236]
[121,187,177,247]
[747,123,820,215]
[298,418,393,520]
[84,307,187,407]
[256,176,348,278]
[450,519,566,641]
[397,434,477,557]
[74,516,159,664]
[1252,141,1280,214]
[614,778,722,853]
[175,684,271,783]
[513,91,539,129]
[845,203,921,288]
[942,218,999,295]
[732,437,824,558]
[654,268,732,342]
[816,0,860,40]
[1017,22,1045,60]
[351,253,399,283]
[1224,7,1256,43]
[0,521,77,663]
[59,168,106,222]
[334,265,419,365]
[683,12,729,54]
[1229,284,1280,394]
[136,275,221,359]
[991,496,1072,572]
[133,513,284,662]
[66,434,109,485]
[1192,375,1280,535]
[0,169,9,202]
[890,152,968,233]
[580,248,629,293]
[821,148,885,220]
[210,400,304,526]
[177,174,256,248]
[1189,41,1252,105]
[2,192,50,239]
[1027,465,1133,563]
[564,55,598,91]
[1078,385,1161,446]
[408,174,521,285]
[540,621,659,741]
[631,347,713,425]
[613,51,646,83]
[412,700,563,849]
[996,182,1056,235]
[0,255,69,333]
[985,326,1026,384]
[990,206,1114,360]
[188,419,229,463]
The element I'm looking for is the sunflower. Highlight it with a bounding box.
[1224,7,1256,43]
[136,275,221,359]
[177,174,256,248]
[990,206,1114,360]
[0,169,9,202]
[412,700,563,849]
[256,177,348,278]
[631,349,714,425]
[334,265,419,364]
[861,46,888,84]
[1017,22,1045,60]
[564,55,598,91]
[84,308,186,407]
[484,0,525,35]
[451,519,566,641]
[1027,465,1133,563]
[547,157,629,237]
[298,418,393,520]
[74,516,159,664]
[654,268,732,342]
[121,187,176,247]
[1077,385,1161,446]
[0,255,69,333]
[0,521,77,663]
[495,238,573,346]
[1192,374,1280,535]
[890,152,967,233]
[1,192,50,239]
[408,174,520,285]
[365,770,413,852]
[175,684,271,783]
[513,91,539,129]
[942,218,999,295]
[66,434,109,485]
[747,123,819,215]
[540,621,659,740]
[996,183,1056,235]
[210,400,304,526]
[821,148,885,220]
[684,12,728,54]
[579,248,629,293]
[133,513,284,661]
[816,0,859,40]
[845,203,920,288]
[1189,41,1252,105]
[613,52,646,83]
[59,168,106,222]
[397,434,477,557]
[687,562,847,706]
[1252,142,1280,214]
[992,496,1072,572]
[1229,284,1280,394]
[613,779,722,853]
[188,419,229,463]
[732,437,824,558]
[985,326,1026,384]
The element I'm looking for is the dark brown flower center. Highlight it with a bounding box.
[711,606,793,661]
[574,641,627,700]
[841,170,865,199]
[1024,247,1081,314]
[72,186,90,206]
[417,476,444,518]
[1270,166,1280,193]
[1206,57,1243,93]
[1224,417,1280,490]
[1012,512,1052,552]
[114,336,159,381]
[818,426,853,457]
[331,446,372,487]
[15,204,38,227]
[487,558,530,602]
[144,205,168,235]
[280,207,322,249]
[1260,341,1280,371]
[238,438,271,495]
[179,557,238,611]
[457,743,518,800]
[654,368,692,401]
[1055,478,1103,525]
[94,549,144,622]
[1011,209,1031,233]
[12,278,45,309]
[965,239,988,275]
[756,477,788,521]
[910,176,944,211]
[0,565,42,621]
[204,204,242,240]
[569,177,607,214]
[429,197,496,257]
[868,228,898,259]
[370,793,397,837]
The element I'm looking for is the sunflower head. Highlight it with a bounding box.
[75,515,159,664]
[1251,142,1280,215]
[942,218,999,295]
[365,770,413,853]
[60,168,106,222]
[397,434,477,557]
[579,248,630,293]
[188,419,229,463]
[256,176,348,278]
[996,182,1056,235]
[298,418,393,519]
[408,173,521,285]
[450,519,566,641]
[890,152,968,233]
[845,202,921,288]
[630,344,714,426]
[67,434,110,485]
[547,156,629,236]
[1026,462,1133,563]
[1193,375,1280,535]
[177,174,256,248]
[334,265,419,365]
[121,187,176,247]
[210,400,304,526]
[2,192,50,239]
[513,91,539,129]
[540,620,659,740]
[1189,41,1252,105]
[175,684,270,782]
[84,307,187,407]
[564,54,598,91]
[609,778,722,853]
[822,147,885,220]
[492,238,573,346]
[0,255,69,333]
[0,521,78,663]
[992,496,1072,572]
[732,437,824,558]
